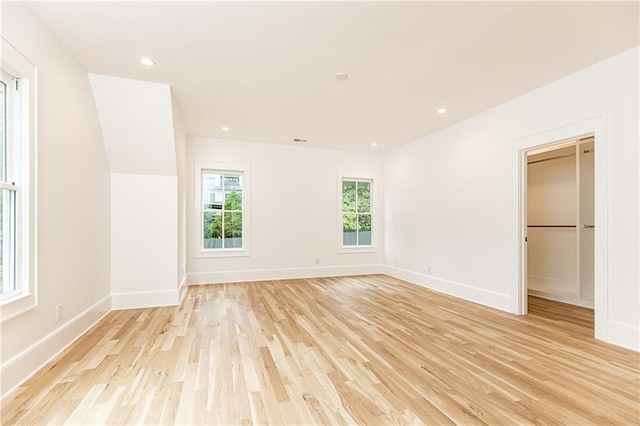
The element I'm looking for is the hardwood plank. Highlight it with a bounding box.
[2,275,639,425]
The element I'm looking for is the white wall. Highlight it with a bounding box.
[89,74,177,176]
[89,75,183,309]
[384,47,639,350]
[188,138,384,283]
[527,153,577,294]
[111,174,178,308]
[0,3,111,397]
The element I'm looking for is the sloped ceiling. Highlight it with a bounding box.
[89,74,177,176]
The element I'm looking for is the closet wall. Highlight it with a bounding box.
[527,139,594,307]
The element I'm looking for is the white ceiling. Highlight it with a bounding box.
[28,1,639,152]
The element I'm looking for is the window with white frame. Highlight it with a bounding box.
[1,38,36,320]
[341,178,373,247]
[196,162,250,257]
[0,70,17,298]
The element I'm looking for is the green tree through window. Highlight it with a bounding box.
[209,190,242,239]
[342,179,372,246]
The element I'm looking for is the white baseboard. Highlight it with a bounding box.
[111,289,180,310]
[1,294,111,400]
[188,264,384,285]
[527,289,594,308]
[178,275,188,303]
[527,275,576,294]
[607,320,639,352]
[384,265,511,313]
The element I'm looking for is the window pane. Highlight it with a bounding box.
[203,172,222,210]
[203,211,222,249]
[356,181,371,213]
[0,80,5,182]
[342,180,356,212]
[1,188,16,294]
[224,212,243,248]
[342,213,357,246]
[358,214,372,246]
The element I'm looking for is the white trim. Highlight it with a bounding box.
[193,161,251,258]
[527,290,594,309]
[178,275,188,303]
[1,294,111,400]
[516,148,528,315]
[338,246,378,254]
[514,115,608,340]
[607,320,640,352]
[527,275,577,295]
[111,289,180,310]
[384,265,512,313]
[188,264,384,285]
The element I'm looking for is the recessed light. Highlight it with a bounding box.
[437,107,447,114]
[335,72,349,81]
[371,143,378,147]
[221,126,230,131]
[140,57,155,67]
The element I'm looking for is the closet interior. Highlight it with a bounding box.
[526,136,594,308]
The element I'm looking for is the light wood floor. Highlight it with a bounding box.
[2,275,639,425]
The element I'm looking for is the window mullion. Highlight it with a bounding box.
[355,181,359,246]
[221,174,226,248]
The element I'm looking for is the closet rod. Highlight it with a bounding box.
[527,225,576,228]
[527,152,575,165]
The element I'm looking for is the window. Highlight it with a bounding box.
[1,38,36,321]
[195,162,250,257]
[0,71,17,298]
[338,172,377,252]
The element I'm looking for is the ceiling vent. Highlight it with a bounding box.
[293,138,308,143]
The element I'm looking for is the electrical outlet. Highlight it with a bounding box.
[427,265,432,274]
[56,304,63,322]
[315,258,320,265]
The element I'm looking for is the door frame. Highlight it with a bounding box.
[514,116,608,340]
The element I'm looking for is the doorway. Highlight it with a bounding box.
[526,136,594,309]
[516,116,608,340]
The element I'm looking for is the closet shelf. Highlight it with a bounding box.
[527,225,576,228]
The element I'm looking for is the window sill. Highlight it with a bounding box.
[338,246,378,254]
[195,249,251,259]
